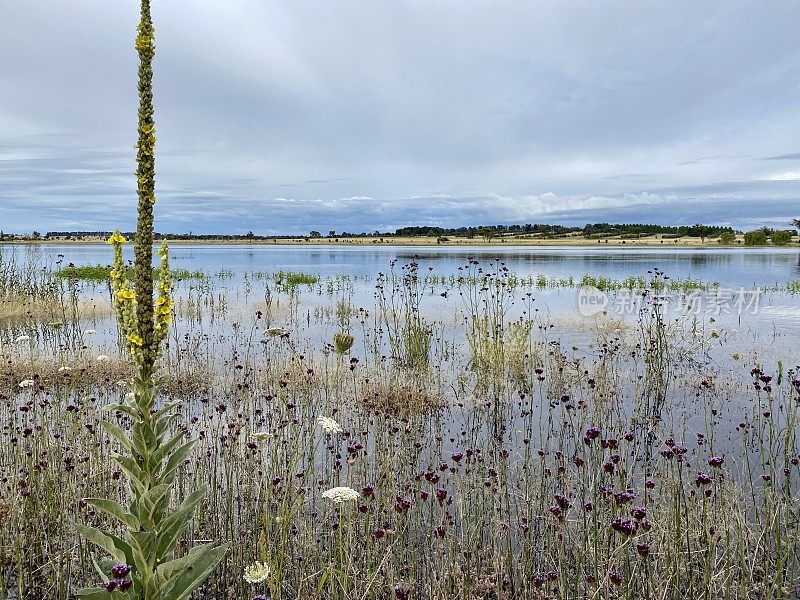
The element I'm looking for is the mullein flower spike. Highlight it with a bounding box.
[77,3,227,599]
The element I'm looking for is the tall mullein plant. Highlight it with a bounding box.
[77,2,227,598]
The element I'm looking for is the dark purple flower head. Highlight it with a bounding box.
[708,456,724,468]
[695,471,712,486]
[610,517,638,536]
[631,506,647,520]
[554,492,571,509]
[614,490,635,505]
[609,569,623,585]
[110,564,131,578]
[636,542,651,557]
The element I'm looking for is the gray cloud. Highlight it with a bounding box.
[1,1,800,234]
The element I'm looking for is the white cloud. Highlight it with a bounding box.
[1,1,799,233]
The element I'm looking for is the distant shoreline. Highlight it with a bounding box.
[1,234,798,248]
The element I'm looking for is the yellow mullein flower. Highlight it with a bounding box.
[107,231,127,245]
[118,289,136,300]
[127,333,143,347]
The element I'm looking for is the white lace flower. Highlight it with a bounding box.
[317,416,342,434]
[14,335,31,343]
[84,329,97,335]
[96,355,110,363]
[322,486,360,504]
[57,366,72,373]
[243,561,270,584]
[18,379,34,389]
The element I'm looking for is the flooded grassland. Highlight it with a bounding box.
[1,244,799,599]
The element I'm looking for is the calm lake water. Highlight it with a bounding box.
[7,243,800,287]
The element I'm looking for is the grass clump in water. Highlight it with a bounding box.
[273,270,320,290]
[55,264,204,281]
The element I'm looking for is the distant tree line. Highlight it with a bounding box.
[394,223,738,240]
[3,219,796,244]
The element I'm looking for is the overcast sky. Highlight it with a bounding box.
[1,1,799,234]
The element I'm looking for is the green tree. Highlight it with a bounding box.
[478,227,495,242]
[310,230,321,238]
[771,230,793,246]
[718,231,736,245]
[744,230,768,246]
[77,2,227,598]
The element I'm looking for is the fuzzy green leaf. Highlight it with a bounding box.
[85,498,139,530]
[132,483,171,529]
[155,486,207,560]
[159,439,195,481]
[150,431,186,471]
[103,403,139,419]
[153,399,181,420]
[76,525,128,564]
[161,543,229,600]
[100,420,133,453]
[113,454,146,490]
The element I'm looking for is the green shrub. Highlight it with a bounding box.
[771,230,793,246]
[744,230,768,246]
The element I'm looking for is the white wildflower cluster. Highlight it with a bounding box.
[321,486,360,504]
[14,335,31,343]
[266,327,289,337]
[317,416,343,434]
[18,379,34,389]
[96,355,110,363]
[243,561,270,584]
